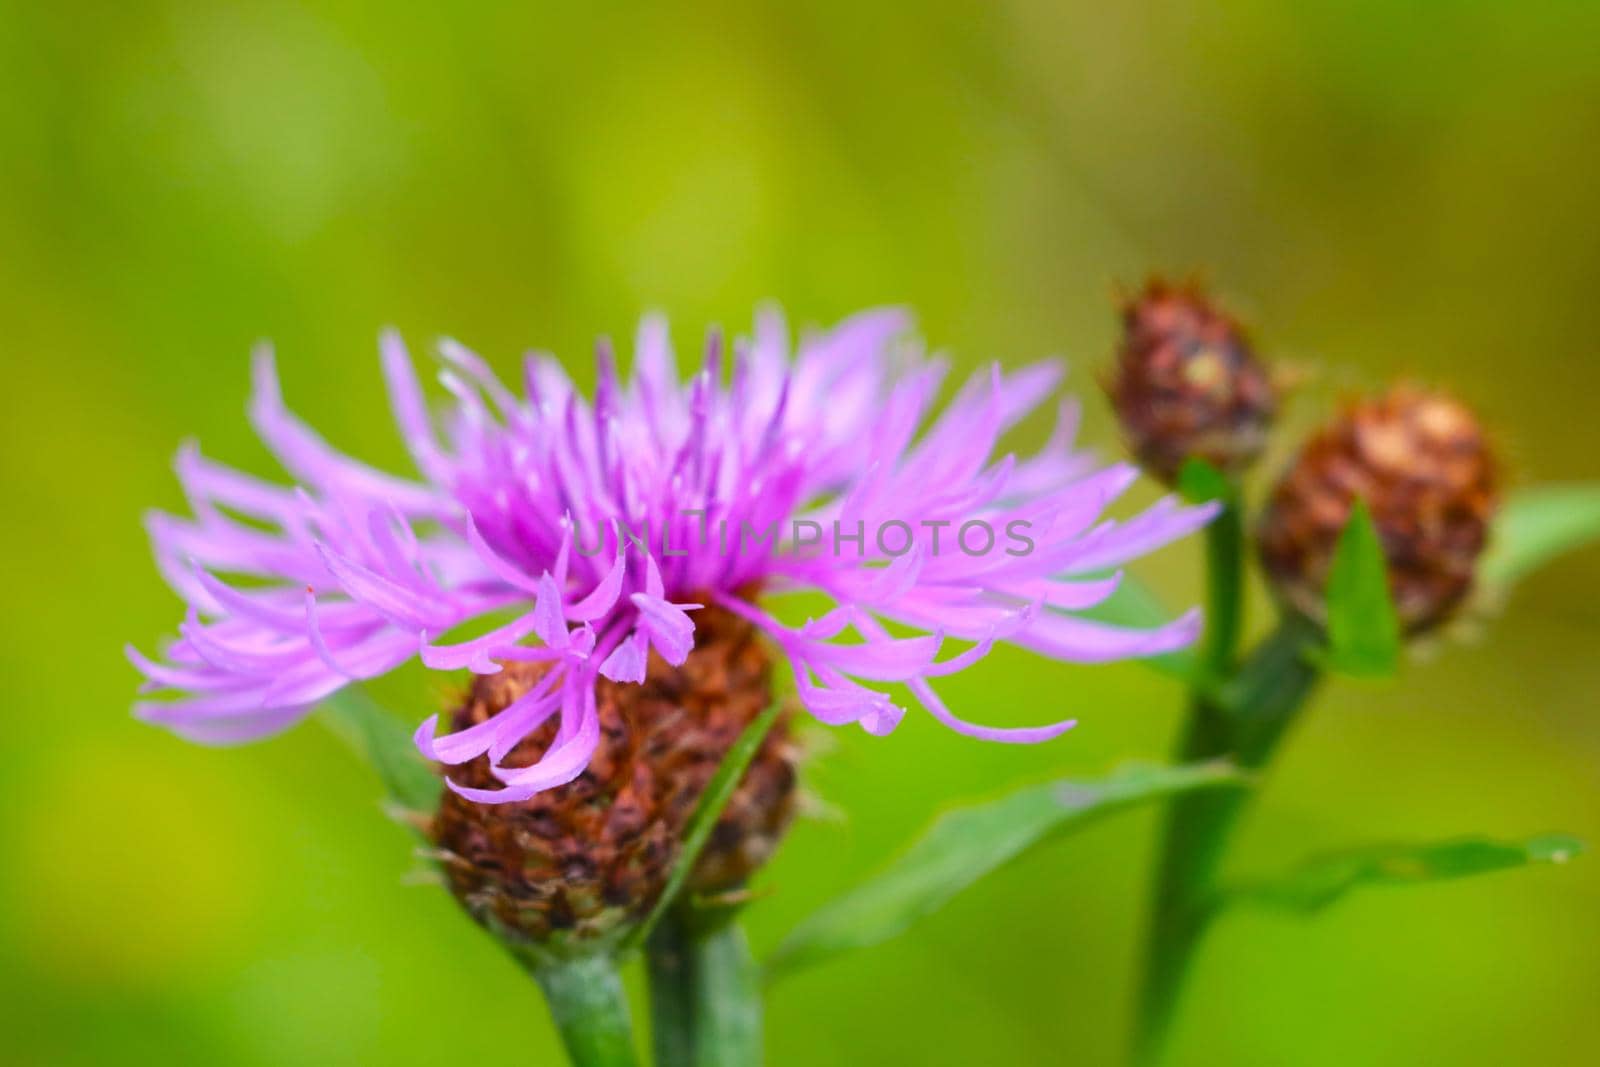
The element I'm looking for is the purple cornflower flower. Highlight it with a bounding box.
[130,308,1215,802]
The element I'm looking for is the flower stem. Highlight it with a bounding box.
[1222,612,1326,771]
[1197,489,1246,685]
[647,911,764,1067]
[1133,545,1323,1067]
[1134,702,1231,1067]
[529,954,641,1067]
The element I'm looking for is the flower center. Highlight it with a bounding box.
[430,605,796,944]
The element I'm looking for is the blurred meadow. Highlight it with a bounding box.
[3,2,1600,1064]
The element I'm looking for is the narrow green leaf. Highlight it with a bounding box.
[319,687,440,816]
[764,761,1244,981]
[1222,834,1584,915]
[1077,574,1198,682]
[1324,500,1400,677]
[625,700,784,951]
[1481,484,1600,588]
[1177,457,1234,506]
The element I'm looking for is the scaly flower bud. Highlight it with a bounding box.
[1256,386,1497,634]
[430,606,796,949]
[1107,279,1277,484]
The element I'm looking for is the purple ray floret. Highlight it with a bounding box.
[130,308,1216,801]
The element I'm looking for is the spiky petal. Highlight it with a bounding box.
[131,308,1216,801]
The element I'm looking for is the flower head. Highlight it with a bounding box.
[1257,385,1497,634]
[131,308,1216,802]
[1106,279,1276,484]
[432,605,794,943]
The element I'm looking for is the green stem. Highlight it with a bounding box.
[1197,493,1245,685]
[691,922,763,1066]
[647,912,764,1067]
[1132,703,1233,1067]
[1223,612,1326,771]
[528,954,641,1067]
[1133,612,1323,1067]
[647,917,697,1067]
[1130,497,1248,1063]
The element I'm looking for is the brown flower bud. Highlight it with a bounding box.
[430,606,796,947]
[1106,279,1277,484]
[1256,386,1497,634]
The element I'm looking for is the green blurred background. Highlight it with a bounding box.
[3,2,1599,1064]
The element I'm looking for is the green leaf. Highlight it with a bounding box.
[764,761,1245,981]
[1077,574,1198,682]
[1481,484,1600,588]
[624,699,785,951]
[1323,500,1400,677]
[1222,834,1583,915]
[1177,457,1234,506]
[319,687,440,816]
